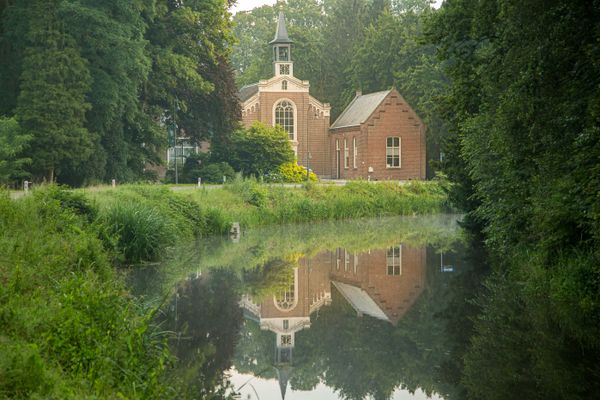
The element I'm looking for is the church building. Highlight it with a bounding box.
[239,12,427,180]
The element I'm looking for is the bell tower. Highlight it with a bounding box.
[270,11,293,77]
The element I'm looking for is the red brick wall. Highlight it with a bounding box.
[241,91,331,177]
[329,90,426,180]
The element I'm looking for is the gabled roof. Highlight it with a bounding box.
[239,83,258,102]
[270,11,292,44]
[330,89,392,129]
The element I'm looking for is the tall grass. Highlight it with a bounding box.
[0,187,173,399]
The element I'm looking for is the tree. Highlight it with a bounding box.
[228,122,295,176]
[0,117,31,185]
[351,7,448,176]
[16,0,94,183]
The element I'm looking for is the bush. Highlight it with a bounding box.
[101,202,176,263]
[227,176,268,207]
[270,162,318,183]
[228,122,294,176]
[200,162,235,184]
[0,189,172,398]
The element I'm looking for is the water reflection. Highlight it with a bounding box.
[137,216,467,400]
[235,243,461,400]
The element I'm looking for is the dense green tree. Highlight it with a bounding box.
[228,122,295,176]
[0,117,31,185]
[59,0,154,183]
[351,5,448,175]
[16,0,94,183]
[427,1,600,398]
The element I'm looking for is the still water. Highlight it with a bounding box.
[130,215,477,400]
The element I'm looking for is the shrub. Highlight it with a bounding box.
[228,122,294,176]
[200,162,235,184]
[275,162,317,183]
[102,202,176,263]
[227,176,268,207]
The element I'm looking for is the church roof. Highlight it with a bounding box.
[330,89,392,129]
[270,11,292,44]
[239,83,258,102]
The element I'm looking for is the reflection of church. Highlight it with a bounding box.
[239,245,426,398]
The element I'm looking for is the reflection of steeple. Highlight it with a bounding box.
[237,247,425,396]
[275,365,291,400]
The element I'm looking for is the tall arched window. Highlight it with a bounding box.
[274,100,295,140]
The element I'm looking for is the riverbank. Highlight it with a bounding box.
[0,179,449,399]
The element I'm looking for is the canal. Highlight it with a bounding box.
[129,215,483,399]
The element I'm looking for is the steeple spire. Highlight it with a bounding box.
[270,11,293,77]
[270,11,292,45]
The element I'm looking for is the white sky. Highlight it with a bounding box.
[231,0,443,14]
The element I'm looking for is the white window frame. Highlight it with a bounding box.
[353,137,357,169]
[386,136,401,168]
[273,99,297,141]
[386,245,402,275]
[281,80,287,90]
[344,138,349,169]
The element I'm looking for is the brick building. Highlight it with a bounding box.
[239,12,427,180]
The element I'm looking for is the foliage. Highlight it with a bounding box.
[15,0,94,183]
[0,187,174,398]
[426,1,600,398]
[181,153,236,184]
[0,116,30,186]
[227,121,295,176]
[269,162,318,183]
[101,202,176,264]
[0,0,238,185]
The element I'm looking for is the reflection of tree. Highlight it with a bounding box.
[160,268,243,399]
[233,319,278,380]
[461,272,600,400]
[242,258,295,302]
[232,250,477,400]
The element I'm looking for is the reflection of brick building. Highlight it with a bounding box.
[329,245,426,325]
[240,245,426,398]
[241,245,426,338]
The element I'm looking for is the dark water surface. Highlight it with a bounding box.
[129,215,487,399]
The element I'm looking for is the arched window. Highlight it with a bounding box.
[281,80,288,90]
[275,100,295,140]
[275,283,295,310]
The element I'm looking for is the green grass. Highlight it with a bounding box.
[0,188,173,399]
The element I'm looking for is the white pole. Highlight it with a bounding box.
[111,179,116,188]
[197,177,202,187]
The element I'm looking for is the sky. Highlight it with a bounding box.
[230,0,443,14]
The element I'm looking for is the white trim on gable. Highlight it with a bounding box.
[259,75,309,93]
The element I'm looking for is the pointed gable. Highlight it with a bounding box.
[330,89,391,129]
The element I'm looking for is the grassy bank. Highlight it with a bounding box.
[87,178,449,264]
[0,188,172,399]
[0,180,448,398]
